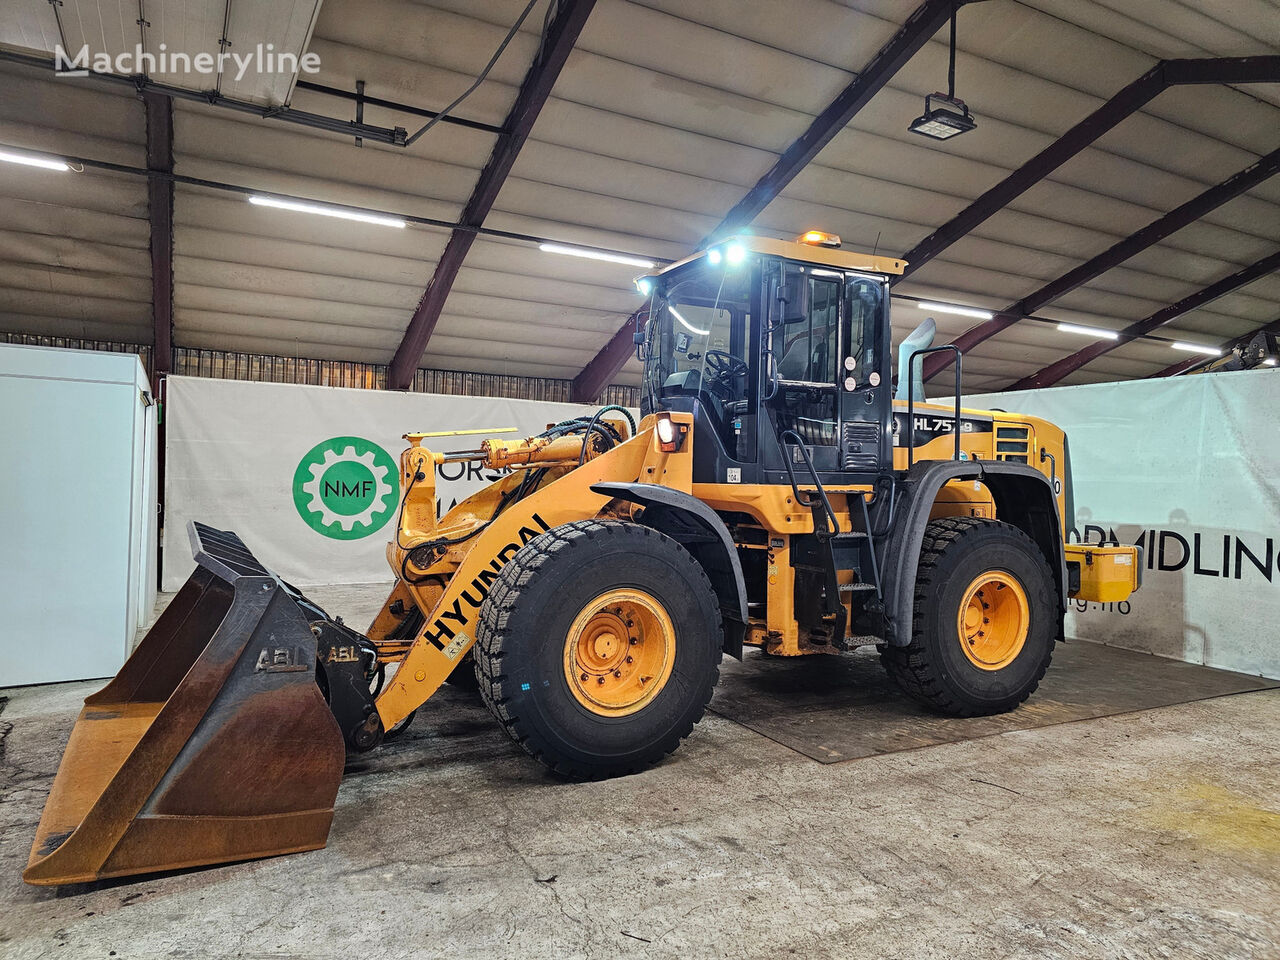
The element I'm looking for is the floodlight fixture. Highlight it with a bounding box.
[908,5,977,142]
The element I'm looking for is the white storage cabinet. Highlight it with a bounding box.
[0,344,157,686]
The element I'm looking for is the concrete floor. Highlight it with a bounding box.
[2,583,1278,959]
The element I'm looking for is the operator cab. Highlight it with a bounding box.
[638,233,907,486]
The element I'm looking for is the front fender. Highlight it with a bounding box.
[591,481,748,659]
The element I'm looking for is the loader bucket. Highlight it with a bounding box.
[24,523,346,885]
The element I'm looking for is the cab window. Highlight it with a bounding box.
[771,272,841,445]
[777,276,840,385]
[845,276,883,385]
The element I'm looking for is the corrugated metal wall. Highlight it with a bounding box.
[1,332,638,406]
[1,333,154,370]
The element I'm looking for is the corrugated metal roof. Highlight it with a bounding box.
[0,0,1276,393]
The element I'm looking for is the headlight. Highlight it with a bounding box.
[655,414,686,452]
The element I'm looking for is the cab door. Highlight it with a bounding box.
[760,261,890,484]
[765,265,842,472]
[836,275,892,480]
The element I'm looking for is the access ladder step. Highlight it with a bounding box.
[841,635,882,649]
[839,582,878,594]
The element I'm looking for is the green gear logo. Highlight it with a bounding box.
[292,437,397,540]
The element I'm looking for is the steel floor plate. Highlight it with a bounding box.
[708,640,1278,763]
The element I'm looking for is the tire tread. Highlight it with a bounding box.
[474,519,721,780]
[881,516,1056,717]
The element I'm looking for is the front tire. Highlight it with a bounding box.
[446,651,480,691]
[881,517,1057,716]
[475,519,722,780]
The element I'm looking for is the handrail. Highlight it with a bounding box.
[906,345,963,467]
[1040,447,1056,491]
[867,474,897,539]
[779,429,841,536]
[772,378,839,391]
[853,491,883,601]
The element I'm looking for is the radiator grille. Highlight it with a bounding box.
[842,421,880,470]
[995,424,1031,463]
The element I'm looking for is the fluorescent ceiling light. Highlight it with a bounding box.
[0,148,69,171]
[1171,341,1222,356]
[1057,322,1119,340]
[917,301,994,321]
[248,195,405,228]
[539,243,654,269]
[669,306,709,337]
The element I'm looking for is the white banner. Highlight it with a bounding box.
[163,376,631,590]
[968,368,1280,679]
[164,372,1279,679]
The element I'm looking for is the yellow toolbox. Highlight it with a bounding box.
[1065,543,1142,603]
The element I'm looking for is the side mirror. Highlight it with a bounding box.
[779,265,809,325]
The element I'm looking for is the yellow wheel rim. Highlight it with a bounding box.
[956,571,1029,671]
[564,589,676,717]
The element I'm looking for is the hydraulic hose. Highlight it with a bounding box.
[578,404,638,464]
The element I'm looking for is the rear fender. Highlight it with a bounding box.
[881,461,1066,646]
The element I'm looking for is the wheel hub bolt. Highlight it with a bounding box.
[629,637,638,645]
[597,676,606,685]
[625,656,633,664]
[581,673,589,682]
[613,670,622,678]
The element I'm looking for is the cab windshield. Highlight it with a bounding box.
[641,257,756,456]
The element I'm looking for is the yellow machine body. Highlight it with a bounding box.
[1065,543,1142,603]
[26,232,1141,886]
[364,399,1122,714]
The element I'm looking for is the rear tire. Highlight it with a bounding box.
[475,519,722,780]
[881,517,1057,716]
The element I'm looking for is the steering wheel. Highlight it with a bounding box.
[704,350,749,381]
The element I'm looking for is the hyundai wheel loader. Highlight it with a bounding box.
[25,232,1141,885]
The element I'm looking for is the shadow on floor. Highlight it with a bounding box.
[710,641,1279,763]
